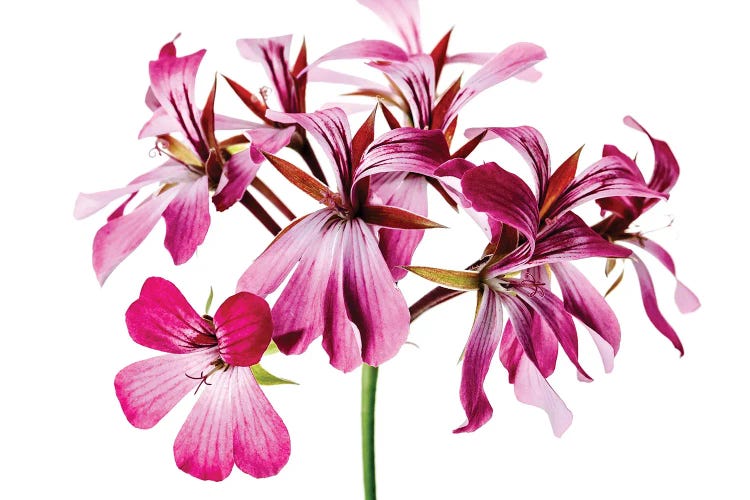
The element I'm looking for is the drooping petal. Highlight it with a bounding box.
[126,277,215,353]
[546,155,664,221]
[469,126,550,199]
[148,49,207,154]
[445,43,546,126]
[231,368,291,477]
[528,212,631,266]
[513,354,573,437]
[629,237,700,313]
[461,161,539,247]
[594,144,645,222]
[357,0,422,54]
[550,262,621,366]
[237,36,297,113]
[342,218,410,366]
[115,348,218,429]
[454,287,504,433]
[174,368,235,481]
[214,293,273,367]
[93,189,179,284]
[163,175,210,265]
[624,116,681,199]
[372,173,428,280]
[630,253,685,355]
[267,108,353,195]
[368,55,434,128]
[237,209,332,296]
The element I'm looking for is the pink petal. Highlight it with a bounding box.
[448,52,544,81]
[368,55,434,128]
[630,253,685,355]
[631,237,700,313]
[357,0,422,54]
[236,36,297,113]
[93,189,178,284]
[307,66,388,89]
[237,209,332,296]
[342,218,410,366]
[174,368,234,481]
[374,173,428,281]
[139,106,181,139]
[126,277,215,353]
[550,262,621,365]
[148,49,206,151]
[513,354,573,437]
[214,292,273,367]
[115,348,218,429]
[454,287,504,433]
[321,225,363,372]
[624,116,680,198]
[231,368,291,477]
[445,42,546,125]
[305,40,409,72]
[461,161,539,247]
[163,176,210,265]
[267,108,353,195]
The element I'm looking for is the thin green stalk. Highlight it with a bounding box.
[361,364,378,500]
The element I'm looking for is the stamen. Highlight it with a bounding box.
[259,86,272,107]
[519,271,546,298]
[185,358,227,395]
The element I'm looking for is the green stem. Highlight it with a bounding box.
[361,364,378,500]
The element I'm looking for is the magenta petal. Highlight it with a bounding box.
[624,116,680,198]
[93,190,178,284]
[548,155,664,220]
[115,349,218,429]
[632,237,700,313]
[174,369,234,481]
[477,126,550,198]
[630,253,685,355]
[212,150,261,211]
[237,209,332,296]
[550,262,621,361]
[513,354,573,437]
[373,173,428,281]
[163,176,210,265]
[454,287,504,433]
[267,108,352,195]
[357,0,422,54]
[342,219,410,366]
[461,162,539,246]
[126,277,215,353]
[355,128,450,185]
[214,293,273,367]
[231,368,291,477]
[368,55,434,128]
[445,42,546,125]
[529,212,631,266]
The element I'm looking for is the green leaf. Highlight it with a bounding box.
[251,364,298,386]
[265,341,280,355]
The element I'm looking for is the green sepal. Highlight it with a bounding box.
[404,266,480,291]
[251,363,298,386]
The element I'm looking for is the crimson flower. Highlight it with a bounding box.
[115,277,289,481]
[237,107,449,372]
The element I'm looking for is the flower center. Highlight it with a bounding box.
[487,271,546,298]
[185,358,228,395]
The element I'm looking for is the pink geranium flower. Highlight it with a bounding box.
[75,38,255,284]
[237,107,449,372]
[592,117,700,353]
[115,277,290,481]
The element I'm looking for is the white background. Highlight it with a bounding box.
[2,1,747,498]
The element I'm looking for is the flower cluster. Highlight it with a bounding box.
[76,0,698,485]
